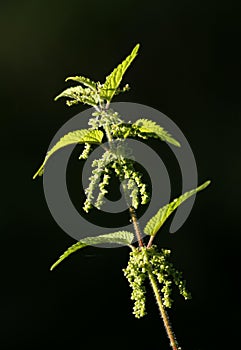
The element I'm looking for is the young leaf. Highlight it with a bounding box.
[134,119,180,147]
[144,180,211,236]
[33,129,103,179]
[54,86,97,107]
[100,44,140,102]
[65,76,97,91]
[50,231,134,270]
[55,85,84,100]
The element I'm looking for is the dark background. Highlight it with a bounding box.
[1,1,241,349]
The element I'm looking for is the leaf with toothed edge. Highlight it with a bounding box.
[54,85,97,106]
[100,44,140,102]
[133,118,181,147]
[50,231,134,270]
[65,76,97,91]
[33,129,104,179]
[144,181,211,236]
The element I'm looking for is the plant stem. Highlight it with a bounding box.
[101,106,180,349]
[148,268,180,350]
[104,124,113,143]
[102,111,144,249]
[129,206,144,248]
[147,235,155,248]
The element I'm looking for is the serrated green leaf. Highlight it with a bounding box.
[134,119,180,147]
[144,181,211,236]
[100,44,140,102]
[54,86,85,101]
[54,86,97,107]
[65,76,97,91]
[50,231,134,270]
[33,129,103,179]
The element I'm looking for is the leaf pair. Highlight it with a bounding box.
[55,44,140,106]
[50,181,210,270]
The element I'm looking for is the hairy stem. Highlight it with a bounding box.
[104,124,113,143]
[129,206,144,247]
[147,235,155,248]
[147,267,180,350]
[104,114,179,347]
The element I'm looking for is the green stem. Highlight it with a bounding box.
[102,110,144,248]
[147,267,180,350]
[104,123,113,143]
[100,105,112,144]
[147,235,155,248]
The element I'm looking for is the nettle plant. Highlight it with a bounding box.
[34,44,210,350]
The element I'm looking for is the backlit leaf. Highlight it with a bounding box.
[65,76,97,91]
[33,129,103,179]
[50,231,134,270]
[100,44,140,102]
[134,119,180,147]
[144,181,211,236]
[54,86,97,106]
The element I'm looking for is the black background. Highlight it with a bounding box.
[1,1,241,349]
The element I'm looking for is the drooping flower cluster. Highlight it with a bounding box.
[82,109,150,212]
[123,247,148,318]
[79,143,92,160]
[83,150,114,212]
[149,247,191,307]
[123,246,191,318]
